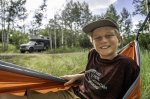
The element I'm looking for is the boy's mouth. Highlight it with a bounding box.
[100,46,110,49]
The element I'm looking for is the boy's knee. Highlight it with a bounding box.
[0,94,27,99]
[0,94,10,99]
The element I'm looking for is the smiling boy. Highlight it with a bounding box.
[90,26,121,60]
[62,18,140,99]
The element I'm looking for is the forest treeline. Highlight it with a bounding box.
[0,0,150,51]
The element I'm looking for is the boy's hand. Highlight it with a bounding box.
[61,74,84,86]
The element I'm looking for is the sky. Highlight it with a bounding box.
[24,0,146,30]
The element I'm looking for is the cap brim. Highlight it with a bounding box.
[82,19,118,34]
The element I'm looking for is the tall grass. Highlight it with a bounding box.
[141,50,150,99]
[0,52,88,76]
[0,43,18,53]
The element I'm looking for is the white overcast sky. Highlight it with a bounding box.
[24,0,145,29]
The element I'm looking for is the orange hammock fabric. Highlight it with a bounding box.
[0,40,141,99]
[119,40,141,99]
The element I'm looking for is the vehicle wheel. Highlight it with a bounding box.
[20,50,25,53]
[43,46,47,51]
[44,46,48,51]
[28,47,34,53]
[38,50,41,52]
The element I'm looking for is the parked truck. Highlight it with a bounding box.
[20,35,50,53]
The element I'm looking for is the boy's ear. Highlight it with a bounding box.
[118,36,123,46]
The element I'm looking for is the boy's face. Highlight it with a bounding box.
[91,26,121,60]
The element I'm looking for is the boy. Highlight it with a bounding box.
[0,18,139,99]
[63,18,140,99]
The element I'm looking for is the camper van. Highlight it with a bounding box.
[20,35,50,53]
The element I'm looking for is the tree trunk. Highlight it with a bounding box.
[1,0,7,51]
[6,22,11,50]
[48,27,52,49]
[54,29,57,49]
[147,0,150,33]
[61,27,64,48]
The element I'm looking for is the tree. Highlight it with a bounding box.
[61,0,92,47]
[0,0,27,51]
[32,0,47,35]
[133,0,150,33]
[48,19,55,49]
[53,14,59,49]
[80,1,92,27]
[6,0,27,41]
[48,14,60,49]
[104,4,120,21]
[132,0,147,16]
[0,0,7,51]
[120,8,132,37]
[148,0,150,12]
[9,30,28,49]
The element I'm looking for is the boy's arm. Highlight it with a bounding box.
[61,73,84,86]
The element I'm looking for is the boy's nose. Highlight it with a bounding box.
[101,37,108,43]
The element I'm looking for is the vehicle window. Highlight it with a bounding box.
[27,41,36,45]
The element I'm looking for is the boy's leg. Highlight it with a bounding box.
[0,94,27,99]
[27,88,80,99]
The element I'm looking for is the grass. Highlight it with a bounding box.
[0,43,18,53]
[0,52,88,76]
[0,50,150,98]
[141,50,150,99]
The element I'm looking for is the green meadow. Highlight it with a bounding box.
[141,50,150,99]
[0,50,150,99]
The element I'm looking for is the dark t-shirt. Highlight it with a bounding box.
[82,49,140,99]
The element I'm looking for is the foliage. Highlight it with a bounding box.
[119,8,132,37]
[1,0,149,52]
[47,47,88,54]
[122,35,135,46]
[139,33,150,50]
[61,0,92,30]
[33,0,47,29]
[6,0,27,23]
[9,31,29,49]
[132,0,147,16]
[78,34,92,48]
[0,43,17,53]
[132,0,150,34]
[0,0,27,51]
[122,33,150,50]
[43,0,93,49]
[104,4,120,21]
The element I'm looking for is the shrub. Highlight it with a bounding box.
[47,47,88,54]
[139,33,150,50]
[122,33,150,50]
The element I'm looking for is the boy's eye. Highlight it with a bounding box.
[94,34,115,41]
[94,37,102,41]
[105,34,115,39]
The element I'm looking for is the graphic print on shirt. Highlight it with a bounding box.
[85,69,107,90]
